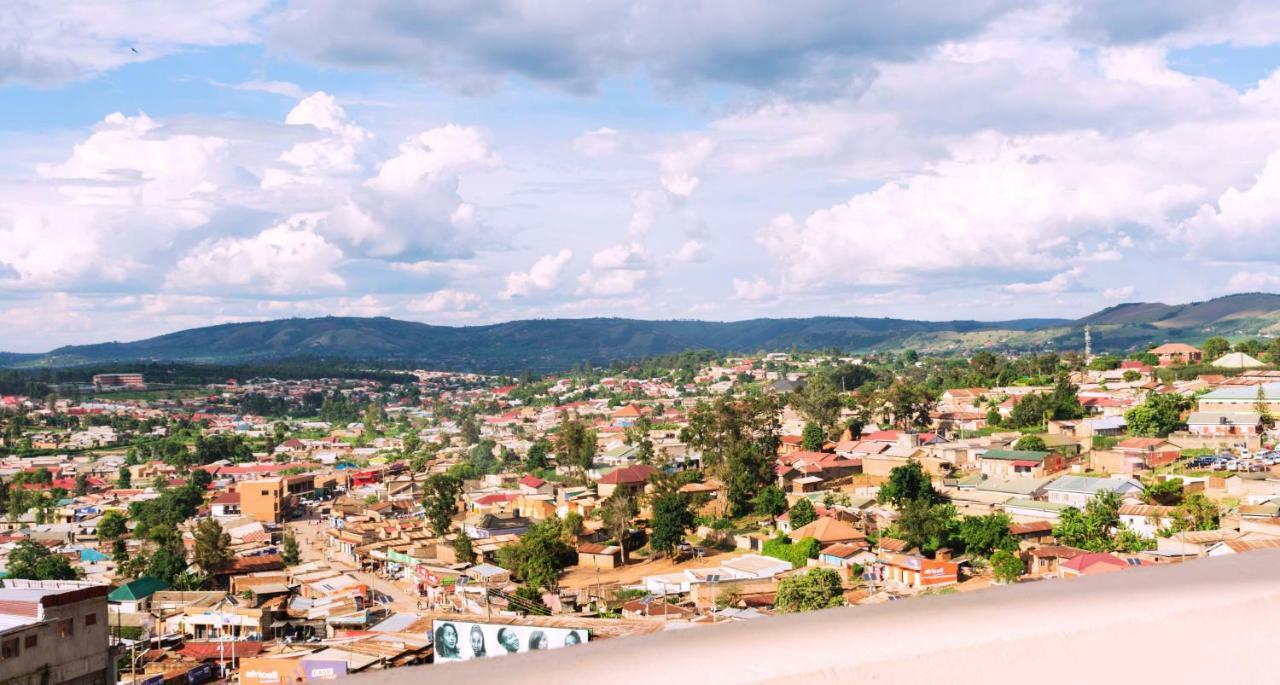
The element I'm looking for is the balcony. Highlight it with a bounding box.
[349,548,1280,684]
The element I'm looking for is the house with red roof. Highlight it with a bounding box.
[518,475,552,496]
[597,464,656,498]
[1059,552,1147,578]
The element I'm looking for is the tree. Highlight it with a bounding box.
[955,512,1016,557]
[774,567,844,613]
[189,469,213,492]
[192,519,232,574]
[1168,493,1220,532]
[98,510,127,540]
[1125,392,1190,437]
[422,474,463,537]
[894,500,958,555]
[282,531,300,565]
[787,498,817,529]
[624,416,656,463]
[882,380,938,430]
[74,473,90,496]
[452,533,477,565]
[752,485,788,524]
[1053,490,1122,551]
[1122,370,1142,383]
[526,439,551,470]
[597,491,638,565]
[1141,479,1184,506]
[146,544,188,584]
[682,392,781,517]
[554,416,598,478]
[402,432,421,456]
[648,488,694,557]
[1202,337,1231,361]
[1013,435,1046,451]
[117,466,132,489]
[7,540,78,580]
[561,511,584,539]
[990,549,1024,584]
[801,422,825,452]
[111,538,129,565]
[496,518,575,590]
[793,375,842,435]
[877,461,947,507]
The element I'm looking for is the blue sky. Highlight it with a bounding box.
[4,1,1280,350]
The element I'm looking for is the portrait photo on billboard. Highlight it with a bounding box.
[431,620,589,662]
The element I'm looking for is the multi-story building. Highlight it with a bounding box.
[90,374,145,390]
[239,478,286,524]
[0,580,112,685]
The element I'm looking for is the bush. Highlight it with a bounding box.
[762,535,820,568]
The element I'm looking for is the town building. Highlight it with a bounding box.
[0,580,112,685]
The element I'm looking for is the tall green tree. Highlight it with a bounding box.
[877,461,948,507]
[97,510,127,540]
[192,519,232,574]
[801,422,825,451]
[496,518,574,590]
[787,498,817,528]
[555,415,598,478]
[282,531,300,565]
[452,533,477,565]
[955,512,1016,557]
[793,375,842,435]
[422,474,463,537]
[648,480,694,557]
[1125,393,1190,437]
[681,392,781,517]
[990,549,1024,584]
[7,540,78,580]
[597,491,638,565]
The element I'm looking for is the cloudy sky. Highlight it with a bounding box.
[3,1,1280,350]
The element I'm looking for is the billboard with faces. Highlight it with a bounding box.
[431,620,589,662]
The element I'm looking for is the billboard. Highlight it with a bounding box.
[239,658,349,685]
[431,620,589,662]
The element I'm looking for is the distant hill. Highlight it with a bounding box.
[4,315,1064,372]
[4,293,1279,372]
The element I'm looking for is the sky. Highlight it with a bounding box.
[4,1,1280,351]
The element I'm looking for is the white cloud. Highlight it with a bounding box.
[0,0,266,85]
[756,131,1203,289]
[219,79,307,98]
[325,124,500,259]
[501,249,572,299]
[261,92,371,189]
[575,268,651,296]
[670,240,707,264]
[407,289,482,313]
[1182,151,1280,260]
[1003,267,1084,294]
[659,137,714,197]
[1227,272,1280,292]
[1102,286,1136,300]
[572,127,620,157]
[732,277,775,301]
[166,214,345,295]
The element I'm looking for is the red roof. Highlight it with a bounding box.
[1060,553,1133,575]
[178,642,266,661]
[598,465,657,485]
[518,475,546,488]
[212,492,241,505]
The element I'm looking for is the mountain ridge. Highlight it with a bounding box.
[5,293,1279,372]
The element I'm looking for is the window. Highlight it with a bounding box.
[2,637,18,658]
[58,619,73,638]
[23,636,36,649]
[85,613,98,627]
